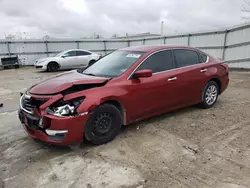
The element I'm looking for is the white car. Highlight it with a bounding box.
[34,49,101,72]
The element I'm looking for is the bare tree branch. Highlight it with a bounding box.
[242,0,250,20]
[242,7,250,13]
[244,0,250,7]
[241,16,250,19]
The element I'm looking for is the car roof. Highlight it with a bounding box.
[64,49,92,53]
[120,45,198,53]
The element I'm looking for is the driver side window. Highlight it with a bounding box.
[137,50,174,73]
[63,51,77,57]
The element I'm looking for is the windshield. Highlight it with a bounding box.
[82,51,145,77]
[54,51,66,57]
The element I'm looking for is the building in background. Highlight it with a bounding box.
[115,32,162,39]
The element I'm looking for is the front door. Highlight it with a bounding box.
[60,50,79,68]
[125,50,177,121]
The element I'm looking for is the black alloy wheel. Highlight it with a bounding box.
[47,62,59,72]
[84,104,122,145]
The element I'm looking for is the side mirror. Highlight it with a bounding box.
[61,55,66,58]
[133,69,152,79]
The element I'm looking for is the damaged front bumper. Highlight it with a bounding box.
[18,109,91,145]
[18,94,91,146]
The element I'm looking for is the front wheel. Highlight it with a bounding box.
[200,81,219,109]
[47,62,59,72]
[84,104,122,145]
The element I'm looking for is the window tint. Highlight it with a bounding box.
[63,51,77,57]
[198,52,208,63]
[77,51,91,56]
[137,50,173,73]
[174,49,200,68]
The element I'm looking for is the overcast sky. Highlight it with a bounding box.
[0,0,248,39]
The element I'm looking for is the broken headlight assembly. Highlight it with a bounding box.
[47,97,84,117]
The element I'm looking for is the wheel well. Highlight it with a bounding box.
[48,61,59,67]
[210,78,221,93]
[102,100,126,125]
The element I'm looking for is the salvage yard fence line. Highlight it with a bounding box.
[1,22,250,68]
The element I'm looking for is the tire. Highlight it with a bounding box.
[14,65,20,69]
[47,62,59,72]
[200,81,219,109]
[84,104,122,145]
[88,60,96,67]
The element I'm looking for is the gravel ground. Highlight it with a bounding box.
[0,67,250,188]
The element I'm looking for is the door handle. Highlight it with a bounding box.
[200,69,207,73]
[168,77,177,81]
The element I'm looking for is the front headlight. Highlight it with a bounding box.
[54,104,75,116]
[47,97,84,117]
[36,60,46,65]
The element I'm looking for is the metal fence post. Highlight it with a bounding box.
[127,40,130,47]
[6,41,11,56]
[222,30,228,60]
[76,41,80,49]
[45,41,49,57]
[104,40,107,55]
[164,37,167,44]
[187,34,191,46]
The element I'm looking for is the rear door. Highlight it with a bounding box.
[60,50,78,68]
[172,49,209,105]
[76,50,92,67]
[126,50,178,120]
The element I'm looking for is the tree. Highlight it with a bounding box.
[112,33,118,38]
[42,35,51,40]
[5,34,16,40]
[242,0,250,20]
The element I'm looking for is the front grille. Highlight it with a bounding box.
[26,113,40,129]
[22,96,47,113]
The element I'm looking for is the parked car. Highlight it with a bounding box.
[34,49,101,71]
[18,45,229,146]
[1,55,20,69]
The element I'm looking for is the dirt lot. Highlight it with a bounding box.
[0,67,250,188]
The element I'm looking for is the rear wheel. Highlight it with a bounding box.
[84,104,122,145]
[47,62,59,72]
[200,81,219,109]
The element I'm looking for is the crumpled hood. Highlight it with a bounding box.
[29,70,109,95]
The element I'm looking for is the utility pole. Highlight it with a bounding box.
[161,21,164,35]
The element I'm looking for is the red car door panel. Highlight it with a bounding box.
[125,71,178,121]
[173,64,209,105]
[124,50,176,121]
[173,49,211,106]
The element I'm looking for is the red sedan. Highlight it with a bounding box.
[18,45,229,146]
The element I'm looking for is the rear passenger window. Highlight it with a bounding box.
[64,51,77,57]
[77,51,91,56]
[174,49,200,68]
[137,50,173,73]
[198,53,208,63]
